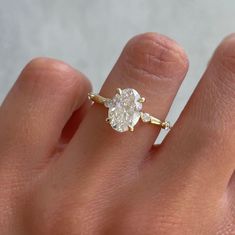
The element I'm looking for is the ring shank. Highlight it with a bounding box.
[88,93,106,104]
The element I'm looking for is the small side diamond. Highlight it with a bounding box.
[163,121,171,130]
[141,112,151,122]
[104,98,113,108]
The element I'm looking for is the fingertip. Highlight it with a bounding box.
[128,32,189,68]
[122,32,189,84]
[20,57,91,88]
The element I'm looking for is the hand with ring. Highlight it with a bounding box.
[0,33,235,234]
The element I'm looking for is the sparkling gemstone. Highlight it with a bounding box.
[141,112,151,122]
[104,98,113,108]
[163,121,171,130]
[107,88,142,132]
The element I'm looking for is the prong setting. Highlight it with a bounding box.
[162,121,171,130]
[138,97,145,103]
[88,92,95,100]
[129,126,134,132]
[116,88,122,95]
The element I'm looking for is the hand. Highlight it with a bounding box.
[0,33,234,235]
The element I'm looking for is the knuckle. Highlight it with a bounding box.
[24,57,73,74]
[120,32,188,83]
[19,57,82,92]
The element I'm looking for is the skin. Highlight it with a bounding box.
[0,32,234,235]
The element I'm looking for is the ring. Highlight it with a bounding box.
[88,88,171,133]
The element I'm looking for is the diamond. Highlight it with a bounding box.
[163,121,171,130]
[107,88,142,132]
[104,98,113,108]
[141,112,151,122]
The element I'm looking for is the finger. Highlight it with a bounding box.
[153,34,235,191]
[61,98,91,143]
[67,33,188,169]
[0,58,91,169]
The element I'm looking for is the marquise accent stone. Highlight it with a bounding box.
[141,112,151,122]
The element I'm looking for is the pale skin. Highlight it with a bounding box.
[0,32,235,234]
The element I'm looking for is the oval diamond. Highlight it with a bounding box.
[108,88,142,132]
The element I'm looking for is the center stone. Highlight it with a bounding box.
[105,88,142,132]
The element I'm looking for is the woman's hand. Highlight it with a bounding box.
[0,33,234,235]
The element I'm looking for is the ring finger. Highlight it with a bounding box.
[65,33,188,171]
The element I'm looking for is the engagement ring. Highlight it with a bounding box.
[88,88,171,133]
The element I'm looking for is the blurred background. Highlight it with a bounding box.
[0,0,235,134]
